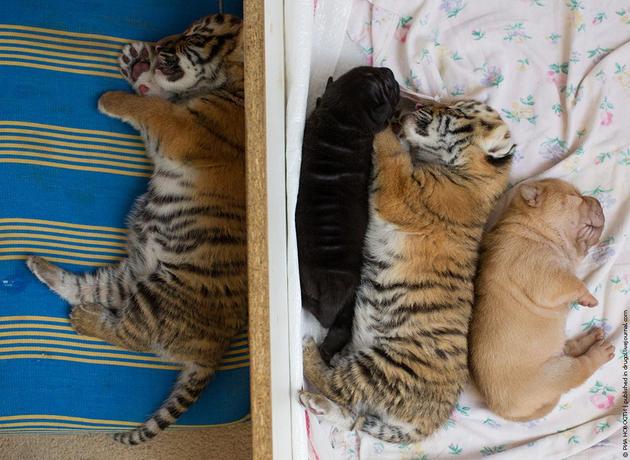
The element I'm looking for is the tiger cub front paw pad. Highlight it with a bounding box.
[119,43,153,83]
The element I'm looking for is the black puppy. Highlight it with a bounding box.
[296,66,400,362]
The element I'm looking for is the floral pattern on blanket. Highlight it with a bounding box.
[307,0,630,458]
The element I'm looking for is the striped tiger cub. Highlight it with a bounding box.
[299,100,515,444]
[26,14,245,445]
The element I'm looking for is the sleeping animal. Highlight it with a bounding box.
[295,66,400,362]
[299,99,514,443]
[470,178,611,422]
[27,13,246,445]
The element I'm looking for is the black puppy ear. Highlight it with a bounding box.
[316,96,322,108]
[326,76,334,89]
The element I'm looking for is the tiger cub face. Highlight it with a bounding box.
[400,100,515,167]
[153,13,243,94]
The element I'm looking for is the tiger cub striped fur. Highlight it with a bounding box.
[119,13,243,100]
[26,16,245,446]
[299,100,514,444]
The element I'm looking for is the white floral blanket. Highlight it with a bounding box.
[305,0,630,458]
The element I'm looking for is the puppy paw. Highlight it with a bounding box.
[577,291,598,308]
[588,327,605,341]
[564,327,604,357]
[586,339,615,365]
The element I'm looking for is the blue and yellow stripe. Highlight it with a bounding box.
[0,2,249,430]
[0,121,150,178]
[0,316,249,371]
[0,413,251,432]
[0,217,128,266]
[0,25,131,79]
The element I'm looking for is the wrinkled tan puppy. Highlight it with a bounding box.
[470,178,613,422]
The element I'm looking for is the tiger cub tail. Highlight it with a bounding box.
[113,363,214,445]
[358,415,420,445]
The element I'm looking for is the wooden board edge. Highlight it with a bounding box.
[243,0,273,459]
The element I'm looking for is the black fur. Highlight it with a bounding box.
[295,66,400,361]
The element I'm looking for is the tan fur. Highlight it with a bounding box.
[300,99,514,444]
[470,178,613,422]
[98,92,244,166]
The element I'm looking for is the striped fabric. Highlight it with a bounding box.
[0,0,248,432]
[0,122,151,178]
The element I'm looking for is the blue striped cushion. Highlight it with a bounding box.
[0,0,249,433]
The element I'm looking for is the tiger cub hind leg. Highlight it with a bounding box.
[298,391,356,431]
[298,389,423,444]
[69,303,152,353]
[302,336,334,393]
[26,256,151,352]
[27,256,126,309]
[26,256,78,302]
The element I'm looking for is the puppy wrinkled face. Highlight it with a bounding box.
[400,99,515,166]
[517,179,605,254]
[319,67,400,132]
[153,14,242,93]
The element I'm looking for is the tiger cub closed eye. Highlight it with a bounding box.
[299,100,514,444]
[27,14,246,445]
[119,13,243,100]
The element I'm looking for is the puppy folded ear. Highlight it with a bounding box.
[520,183,543,207]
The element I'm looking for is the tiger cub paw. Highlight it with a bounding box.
[69,303,102,337]
[119,42,155,95]
[26,255,57,286]
[97,91,132,119]
[302,336,319,360]
[298,390,331,416]
[298,391,355,430]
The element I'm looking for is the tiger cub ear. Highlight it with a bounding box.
[326,76,334,89]
[520,183,543,207]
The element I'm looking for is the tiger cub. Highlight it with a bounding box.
[26,14,246,445]
[299,100,515,444]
